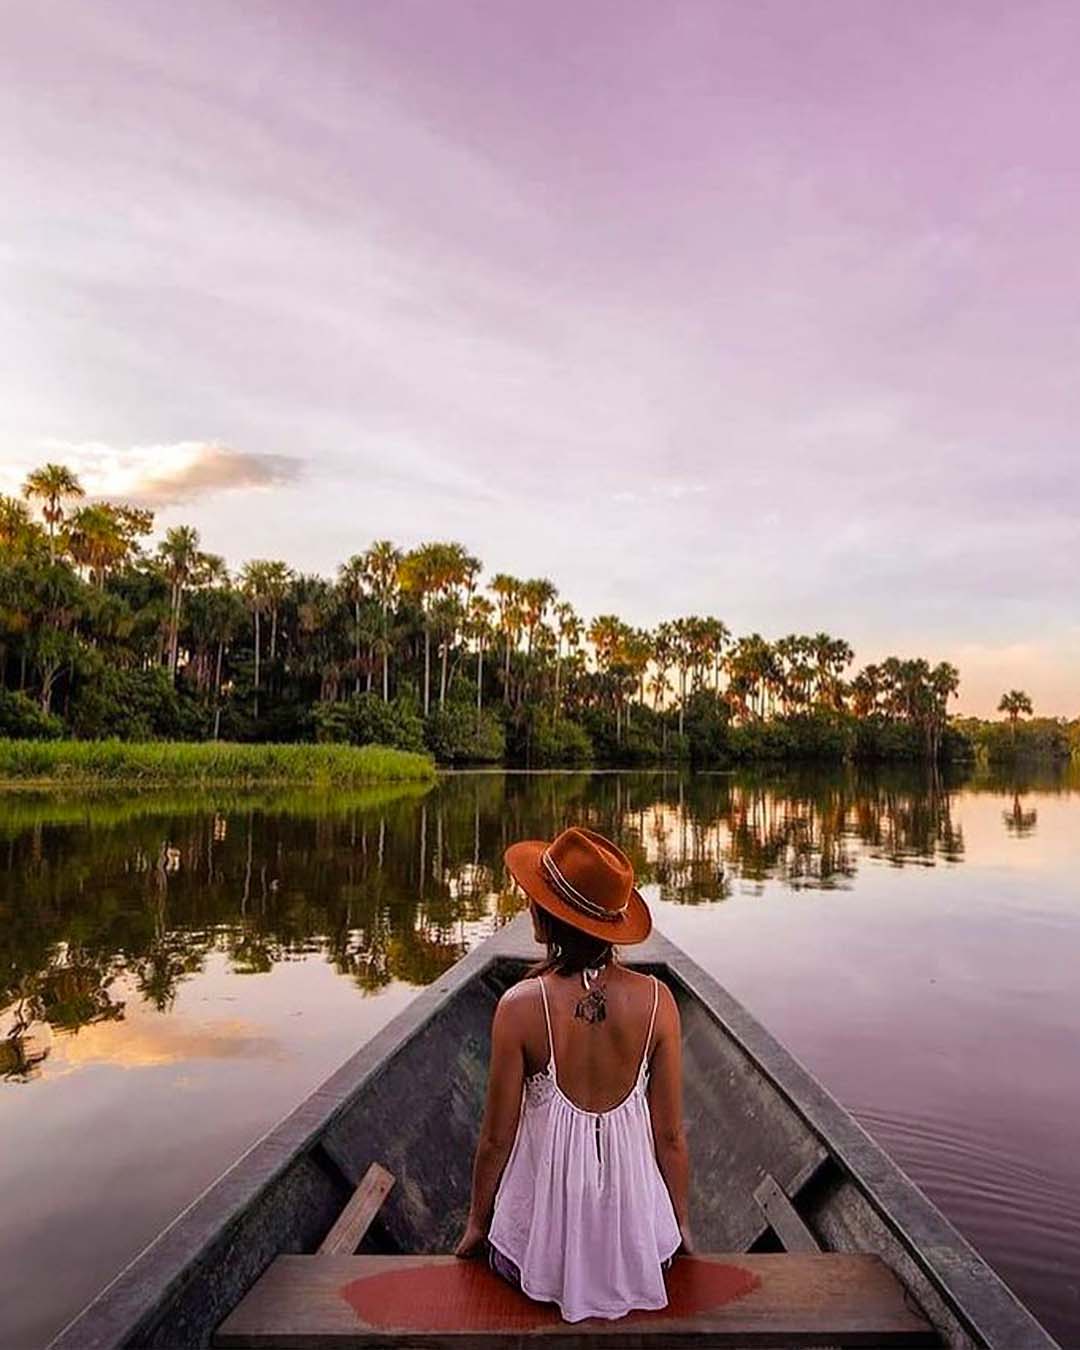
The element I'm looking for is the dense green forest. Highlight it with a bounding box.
[2,463,1076,767]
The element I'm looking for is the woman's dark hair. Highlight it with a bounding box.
[527,903,616,977]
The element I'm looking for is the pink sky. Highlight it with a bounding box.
[2,1,1078,715]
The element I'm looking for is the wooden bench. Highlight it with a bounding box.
[215,1251,937,1347]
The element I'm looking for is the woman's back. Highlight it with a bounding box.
[487,970,682,1322]
[520,966,662,1112]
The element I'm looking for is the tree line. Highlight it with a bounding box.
[2,460,1070,765]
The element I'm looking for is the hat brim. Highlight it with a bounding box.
[504,840,652,946]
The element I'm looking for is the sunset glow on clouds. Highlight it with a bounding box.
[2,1,1078,714]
[0,442,301,508]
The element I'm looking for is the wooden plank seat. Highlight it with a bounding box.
[215,1252,938,1347]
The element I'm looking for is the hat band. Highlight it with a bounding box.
[540,848,629,922]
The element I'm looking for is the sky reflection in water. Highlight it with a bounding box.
[1,765,1077,1346]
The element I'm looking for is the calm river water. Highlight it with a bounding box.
[1,766,1078,1346]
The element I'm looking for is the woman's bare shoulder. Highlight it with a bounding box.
[494,976,542,1020]
[500,975,540,1003]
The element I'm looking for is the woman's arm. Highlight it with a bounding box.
[647,981,693,1252]
[454,988,527,1257]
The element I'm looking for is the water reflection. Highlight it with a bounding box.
[1002,794,1039,838]
[1,765,1076,1066]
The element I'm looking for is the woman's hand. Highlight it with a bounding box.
[677,1223,696,1255]
[454,1218,488,1259]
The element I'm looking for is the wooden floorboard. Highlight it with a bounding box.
[215,1252,937,1348]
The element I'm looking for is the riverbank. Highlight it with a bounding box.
[0,739,436,787]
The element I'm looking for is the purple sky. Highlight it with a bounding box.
[2,1,1078,715]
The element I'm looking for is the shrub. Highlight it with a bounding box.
[0,690,63,740]
[311,694,426,754]
[681,691,732,765]
[971,717,1072,763]
[526,714,594,767]
[424,704,505,764]
[68,666,183,740]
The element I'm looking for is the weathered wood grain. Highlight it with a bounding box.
[753,1174,821,1253]
[214,1252,937,1348]
[319,1165,396,1256]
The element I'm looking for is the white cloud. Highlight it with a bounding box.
[5,441,302,508]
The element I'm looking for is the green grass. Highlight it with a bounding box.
[0,739,436,787]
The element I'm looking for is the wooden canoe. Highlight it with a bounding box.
[49,916,1059,1349]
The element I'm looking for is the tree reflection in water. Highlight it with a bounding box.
[0,765,1070,1062]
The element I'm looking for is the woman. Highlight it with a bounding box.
[455,825,692,1323]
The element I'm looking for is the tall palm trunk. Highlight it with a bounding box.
[253,608,261,720]
[381,603,390,701]
[503,634,511,705]
[439,633,449,708]
[423,622,431,716]
[476,641,484,726]
[213,638,224,740]
[354,599,362,695]
[168,584,182,675]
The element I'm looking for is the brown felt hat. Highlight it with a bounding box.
[505,826,652,945]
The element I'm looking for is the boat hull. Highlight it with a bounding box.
[49,916,1058,1350]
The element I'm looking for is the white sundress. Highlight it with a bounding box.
[488,974,682,1323]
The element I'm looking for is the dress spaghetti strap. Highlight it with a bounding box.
[536,976,556,1071]
[637,976,659,1079]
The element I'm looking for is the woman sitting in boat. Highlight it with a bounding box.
[455,825,692,1323]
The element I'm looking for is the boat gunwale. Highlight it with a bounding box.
[47,915,1059,1350]
[46,919,527,1350]
[643,927,1059,1350]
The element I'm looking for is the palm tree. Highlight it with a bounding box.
[588,613,633,739]
[240,560,272,719]
[553,601,582,715]
[849,663,881,718]
[702,617,731,695]
[433,543,479,708]
[203,581,245,739]
[928,662,960,759]
[157,525,202,676]
[66,502,149,588]
[363,541,402,700]
[22,463,84,563]
[651,622,675,711]
[998,689,1033,738]
[0,496,37,561]
[338,555,368,695]
[622,628,652,725]
[261,561,293,664]
[670,618,699,735]
[398,543,449,716]
[489,573,522,706]
[466,594,495,723]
